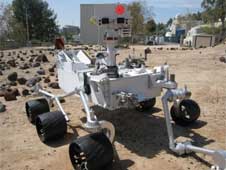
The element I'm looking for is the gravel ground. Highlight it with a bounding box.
[0,44,226,170]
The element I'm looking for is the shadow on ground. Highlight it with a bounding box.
[42,105,213,169]
[92,106,213,168]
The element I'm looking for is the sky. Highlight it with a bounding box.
[3,0,203,28]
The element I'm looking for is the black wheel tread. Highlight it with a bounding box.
[69,132,113,170]
[36,111,67,142]
[171,99,200,126]
[25,98,50,123]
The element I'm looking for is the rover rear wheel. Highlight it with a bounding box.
[69,132,114,170]
[25,98,50,124]
[36,111,67,142]
[136,98,156,112]
[170,99,200,126]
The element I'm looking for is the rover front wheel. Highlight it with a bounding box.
[170,99,200,126]
[69,132,114,170]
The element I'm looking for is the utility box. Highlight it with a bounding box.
[192,35,215,48]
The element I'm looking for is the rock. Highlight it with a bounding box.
[36,76,42,82]
[44,77,51,83]
[181,48,188,51]
[19,63,30,70]
[219,56,226,63]
[29,58,34,63]
[4,89,17,101]
[59,98,65,103]
[7,60,16,67]
[145,47,152,54]
[48,67,55,73]
[22,88,30,96]
[26,78,38,87]
[12,88,20,96]
[17,77,27,85]
[0,70,3,76]
[9,81,17,86]
[35,54,49,62]
[20,57,25,61]
[7,72,18,82]
[49,82,60,89]
[50,72,55,76]
[32,62,41,67]
[0,102,6,112]
[0,89,5,97]
[37,69,45,75]
[5,66,10,70]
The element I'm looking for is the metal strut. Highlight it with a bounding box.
[33,84,77,122]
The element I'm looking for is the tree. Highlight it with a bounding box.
[156,23,166,36]
[12,0,59,42]
[145,19,156,35]
[202,0,226,37]
[0,2,9,39]
[166,18,173,27]
[128,1,144,36]
[141,1,155,22]
[0,3,26,48]
[128,1,154,43]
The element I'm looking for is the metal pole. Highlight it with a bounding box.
[25,6,30,46]
[186,144,215,155]
[162,91,175,150]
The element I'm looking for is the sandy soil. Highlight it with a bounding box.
[0,44,226,170]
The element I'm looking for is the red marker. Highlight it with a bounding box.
[115,4,125,15]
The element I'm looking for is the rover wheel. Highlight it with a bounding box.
[36,111,67,142]
[25,98,50,124]
[170,99,200,126]
[136,98,156,112]
[69,132,114,170]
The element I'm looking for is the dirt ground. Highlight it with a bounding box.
[0,44,226,170]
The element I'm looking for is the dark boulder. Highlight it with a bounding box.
[37,69,46,75]
[26,78,38,87]
[0,102,6,112]
[49,82,60,89]
[7,72,18,82]
[32,62,41,67]
[44,77,51,83]
[18,77,27,85]
[22,88,30,96]
[35,54,49,62]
